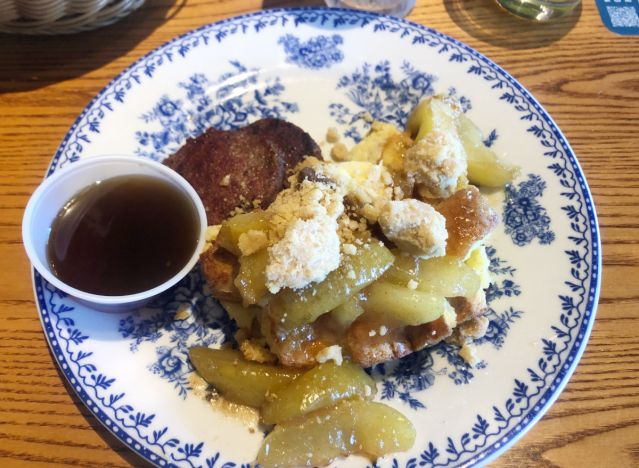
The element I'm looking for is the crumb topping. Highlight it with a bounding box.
[346,120,400,164]
[404,128,467,199]
[266,216,341,293]
[326,127,340,143]
[359,112,373,123]
[316,345,343,365]
[342,243,357,255]
[378,199,448,259]
[459,343,480,367]
[205,225,222,242]
[238,230,269,257]
[202,225,222,253]
[331,143,348,161]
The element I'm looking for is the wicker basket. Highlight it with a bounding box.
[0,0,145,34]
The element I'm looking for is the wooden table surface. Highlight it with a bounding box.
[1,0,637,467]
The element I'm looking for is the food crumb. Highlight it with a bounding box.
[364,385,372,397]
[379,325,388,336]
[316,345,343,365]
[249,428,255,434]
[459,343,480,367]
[331,142,348,161]
[173,303,191,321]
[326,127,340,143]
[369,330,377,337]
[220,174,230,186]
[359,111,373,123]
[407,279,418,290]
[238,230,269,257]
[347,269,356,280]
[205,225,221,242]
[342,243,357,255]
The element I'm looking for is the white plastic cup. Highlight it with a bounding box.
[22,155,207,313]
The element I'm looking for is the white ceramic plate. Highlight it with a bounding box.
[34,8,601,468]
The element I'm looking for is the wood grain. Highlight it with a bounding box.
[1,0,637,467]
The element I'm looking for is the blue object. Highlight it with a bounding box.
[596,0,639,35]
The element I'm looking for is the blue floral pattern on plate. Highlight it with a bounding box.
[504,174,555,246]
[118,267,236,399]
[330,61,439,143]
[279,34,344,69]
[134,62,299,161]
[36,8,600,468]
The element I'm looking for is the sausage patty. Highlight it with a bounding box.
[163,118,322,225]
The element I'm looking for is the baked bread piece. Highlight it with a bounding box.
[448,289,488,323]
[435,186,500,259]
[346,315,413,368]
[200,241,242,303]
[261,313,341,368]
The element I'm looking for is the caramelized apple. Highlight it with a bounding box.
[363,281,447,326]
[261,360,376,424]
[458,113,521,187]
[235,248,270,305]
[382,253,481,298]
[406,95,461,143]
[257,400,415,468]
[265,239,394,329]
[217,211,270,257]
[188,347,303,408]
[330,294,364,331]
[219,300,260,329]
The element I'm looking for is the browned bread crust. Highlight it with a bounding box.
[346,316,413,368]
[261,314,340,368]
[435,186,500,259]
[447,316,490,347]
[200,241,242,303]
[407,313,456,351]
[448,289,488,324]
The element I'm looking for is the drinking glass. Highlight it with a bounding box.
[325,0,416,18]
[494,0,581,21]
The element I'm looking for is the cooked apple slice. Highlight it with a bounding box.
[188,347,303,408]
[257,400,415,468]
[458,112,521,187]
[261,360,375,424]
[217,211,270,257]
[265,238,394,329]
